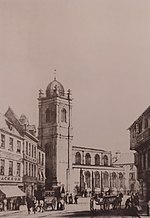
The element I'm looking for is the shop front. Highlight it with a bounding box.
[0,185,25,211]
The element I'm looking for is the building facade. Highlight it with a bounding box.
[5,108,45,197]
[0,113,25,209]
[0,113,24,187]
[113,152,139,195]
[72,146,125,196]
[129,105,150,202]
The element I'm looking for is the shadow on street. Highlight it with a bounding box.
[61,208,140,217]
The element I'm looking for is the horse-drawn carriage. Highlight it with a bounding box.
[90,194,118,211]
[44,185,65,211]
[44,190,57,210]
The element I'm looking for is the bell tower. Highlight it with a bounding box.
[38,76,73,190]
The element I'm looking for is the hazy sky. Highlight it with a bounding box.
[0,0,150,153]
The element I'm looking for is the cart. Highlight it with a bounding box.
[44,185,65,211]
[44,191,57,210]
[90,195,117,211]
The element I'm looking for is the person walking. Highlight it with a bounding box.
[125,197,131,209]
[118,192,123,208]
[65,193,69,204]
[3,198,7,211]
[26,196,32,214]
[32,196,37,214]
[134,193,139,206]
[147,200,150,216]
[39,199,44,212]
[131,193,135,208]
[69,193,73,204]
[74,195,78,204]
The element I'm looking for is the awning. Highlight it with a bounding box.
[0,186,25,198]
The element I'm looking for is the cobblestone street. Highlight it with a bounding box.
[0,196,148,218]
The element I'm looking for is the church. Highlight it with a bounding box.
[38,77,128,195]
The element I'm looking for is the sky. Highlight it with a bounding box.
[0,0,150,153]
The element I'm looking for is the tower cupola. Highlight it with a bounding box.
[46,78,65,98]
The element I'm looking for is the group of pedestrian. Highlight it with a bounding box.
[113,192,123,209]
[26,196,44,214]
[65,193,78,204]
[0,197,21,211]
[125,192,139,209]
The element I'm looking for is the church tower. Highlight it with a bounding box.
[38,76,73,191]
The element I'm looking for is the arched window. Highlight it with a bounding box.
[46,108,50,123]
[61,108,67,122]
[103,171,109,187]
[95,171,100,188]
[103,155,108,166]
[75,152,81,165]
[85,153,91,165]
[95,154,100,166]
[85,171,90,188]
[112,172,117,188]
[119,172,124,188]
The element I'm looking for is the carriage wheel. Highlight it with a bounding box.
[106,200,110,210]
[104,199,110,211]
[51,199,56,210]
[44,203,47,211]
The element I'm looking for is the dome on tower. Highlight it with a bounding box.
[46,78,65,98]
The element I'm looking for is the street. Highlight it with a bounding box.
[0,196,147,218]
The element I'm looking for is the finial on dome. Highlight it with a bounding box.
[54,69,56,80]
[39,89,44,98]
[67,89,71,99]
